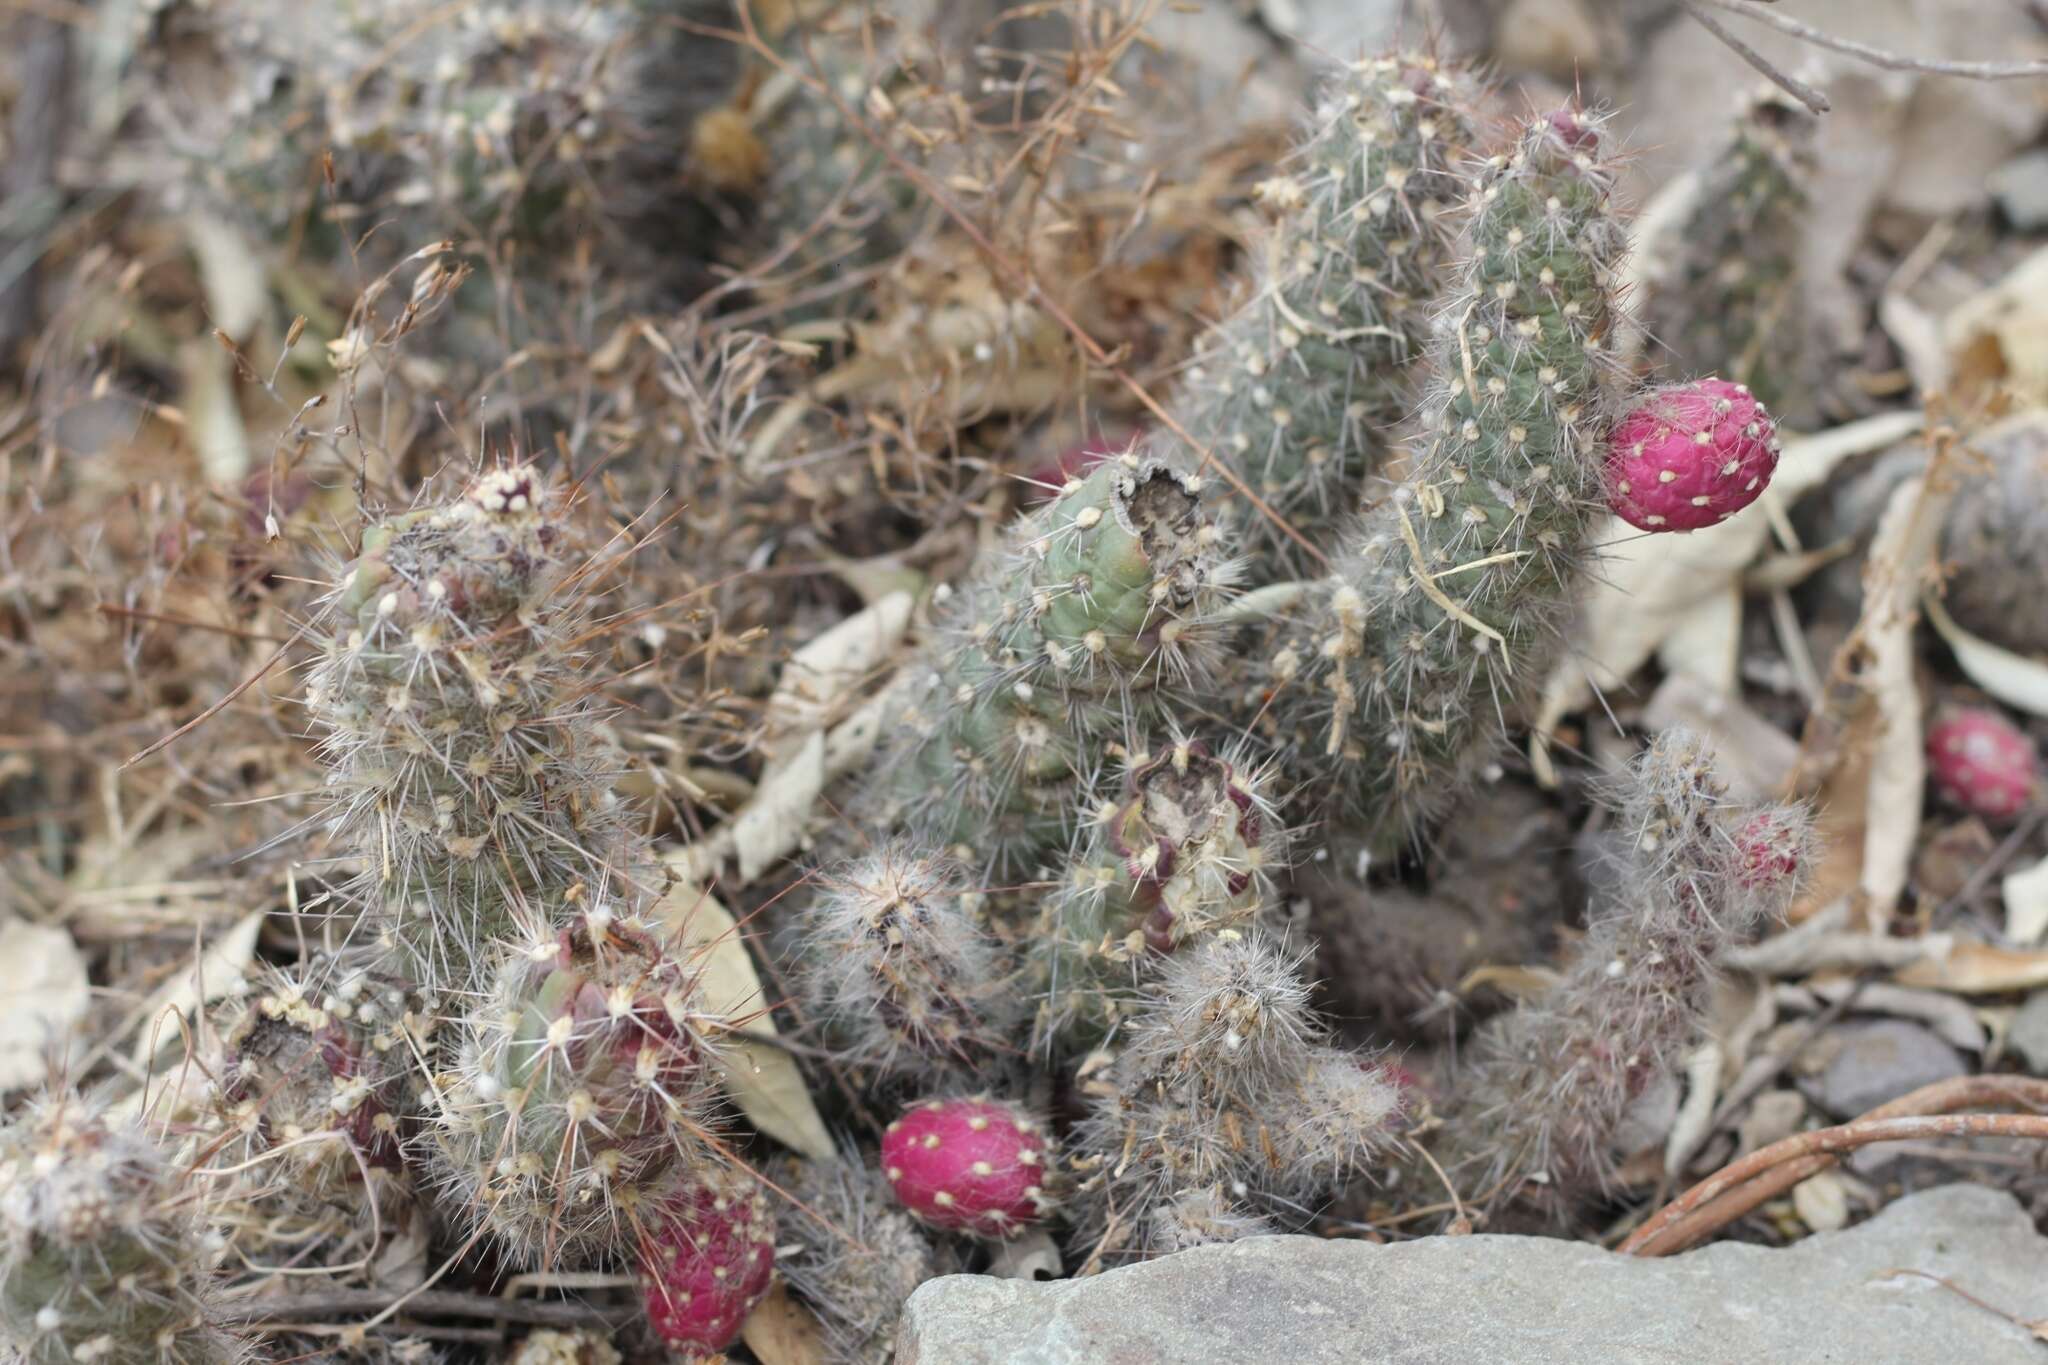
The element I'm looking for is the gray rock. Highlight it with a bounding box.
[2011,989,2048,1075]
[896,1185,2046,1364]
[1991,148,2048,231]
[1799,1019,1966,1120]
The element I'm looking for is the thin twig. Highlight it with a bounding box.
[1680,1,1831,114]
[1698,0,2048,80]
[120,624,307,770]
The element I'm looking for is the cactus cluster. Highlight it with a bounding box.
[879,452,1237,876]
[1447,733,1811,1215]
[0,1097,247,1365]
[1069,933,1405,1262]
[1264,107,1633,843]
[1186,55,1479,573]
[295,466,766,1341]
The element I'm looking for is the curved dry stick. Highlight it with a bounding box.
[1623,1076,2048,1255]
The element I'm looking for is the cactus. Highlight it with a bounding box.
[1270,107,1632,842]
[778,1156,956,1365]
[1187,53,1479,573]
[638,1168,776,1357]
[1926,706,2041,825]
[306,465,642,990]
[880,452,1236,875]
[0,1098,246,1365]
[793,842,1023,1081]
[880,1097,1055,1239]
[216,960,414,1200]
[1448,732,1811,1215]
[1638,91,1818,425]
[1070,933,1402,1262]
[427,912,729,1267]
[1604,378,1781,532]
[1028,736,1285,1052]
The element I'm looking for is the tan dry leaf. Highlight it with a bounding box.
[0,921,89,1092]
[1947,245,2048,410]
[1532,412,1924,785]
[2003,854,2048,948]
[657,874,835,1160]
[131,909,264,1069]
[740,1282,828,1365]
[1897,940,2048,994]
[764,591,913,750]
[732,730,826,886]
[1925,594,2048,718]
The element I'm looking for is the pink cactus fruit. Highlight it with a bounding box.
[881,1097,1054,1238]
[640,1170,777,1356]
[1927,707,2040,824]
[1605,377,1781,532]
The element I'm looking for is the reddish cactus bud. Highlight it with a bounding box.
[640,1171,776,1356]
[1927,706,2040,824]
[881,1098,1053,1238]
[1606,378,1781,532]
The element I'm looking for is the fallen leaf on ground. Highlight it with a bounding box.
[0,920,89,1092]
[1897,940,2048,994]
[740,1282,827,1365]
[2005,855,2048,948]
[658,873,835,1160]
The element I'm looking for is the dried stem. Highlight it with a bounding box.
[1624,1076,2048,1255]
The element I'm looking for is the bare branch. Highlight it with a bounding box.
[1699,0,2048,80]
[1680,1,1831,115]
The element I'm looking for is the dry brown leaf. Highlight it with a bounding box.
[1896,940,2048,994]
[733,731,827,886]
[740,1282,828,1365]
[0,920,89,1092]
[658,874,835,1160]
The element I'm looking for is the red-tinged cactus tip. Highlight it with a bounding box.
[1927,707,2041,824]
[1734,808,1807,890]
[1606,378,1781,533]
[881,1097,1054,1238]
[640,1172,776,1357]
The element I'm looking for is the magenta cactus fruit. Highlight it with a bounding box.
[1605,378,1781,532]
[1927,707,2041,824]
[881,1098,1053,1238]
[639,1170,776,1356]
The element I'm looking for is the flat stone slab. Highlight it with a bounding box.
[895,1185,2047,1363]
